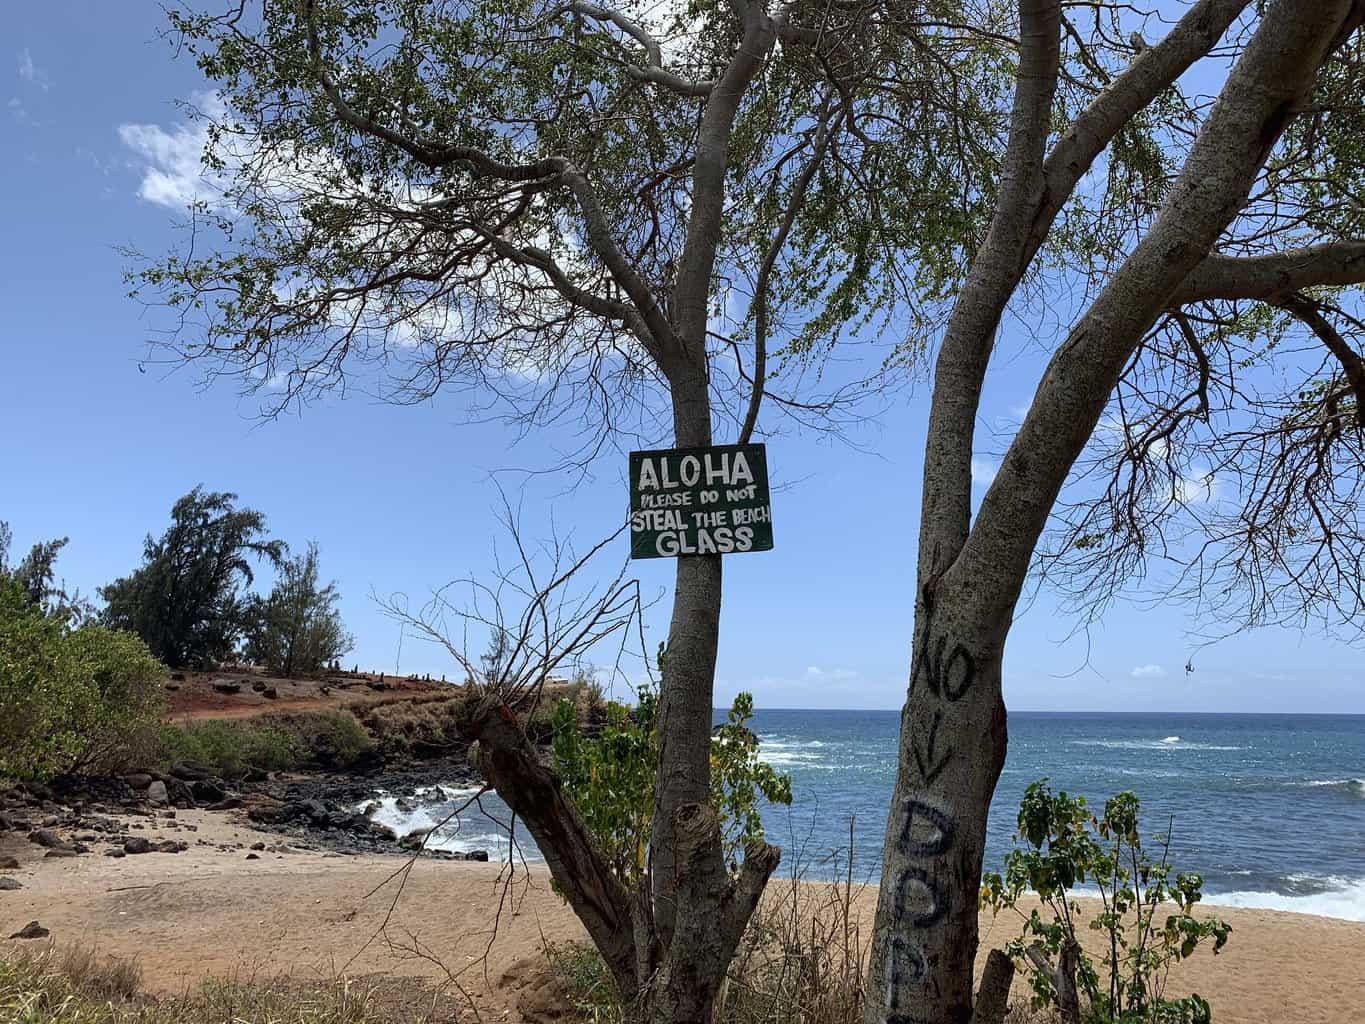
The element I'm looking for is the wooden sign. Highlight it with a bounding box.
[629,444,773,559]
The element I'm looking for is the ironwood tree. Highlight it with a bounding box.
[130,1,1008,1021]
[100,487,285,668]
[243,540,353,677]
[867,3,1365,1024]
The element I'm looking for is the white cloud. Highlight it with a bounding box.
[17,49,49,91]
[118,102,223,209]
[805,665,857,681]
[971,458,998,489]
[1130,664,1167,679]
[1174,466,1222,505]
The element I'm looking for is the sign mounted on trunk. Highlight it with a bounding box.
[629,443,773,559]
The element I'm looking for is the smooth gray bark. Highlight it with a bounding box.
[867,4,1363,1024]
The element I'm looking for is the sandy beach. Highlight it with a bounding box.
[3,807,1363,1022]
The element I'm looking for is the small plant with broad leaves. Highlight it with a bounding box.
[981,782,1231,1024]
[551,680,791,885]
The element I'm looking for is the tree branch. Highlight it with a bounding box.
[1278,293,1365,425]
[1171,240,1365,303]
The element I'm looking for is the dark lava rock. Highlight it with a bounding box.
[8,921,48,940]
[246,853,260,860]
[44,849,79,859]
[123,837,153,855]
[191,778,226,803]
[124,774,153,791]
[206,797,242,811]
[262,686,279,700]
[0,877,21,890]
[464,850,490,862]
[170,761,216,782]
[104,849,126,859]
[28,829,66,849]
[0,857,19,870]
[213,681,242,695]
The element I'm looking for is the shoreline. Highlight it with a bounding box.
[4,807,1365,1023]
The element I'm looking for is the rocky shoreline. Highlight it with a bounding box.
[0,753,499,871]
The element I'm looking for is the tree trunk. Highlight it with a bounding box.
[864,589,1009,1024]
[651,362,723,943]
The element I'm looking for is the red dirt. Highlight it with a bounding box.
[163,668,457,723]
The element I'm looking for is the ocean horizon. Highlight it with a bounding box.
[367,708,1365,923]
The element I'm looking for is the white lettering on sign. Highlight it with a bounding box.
[636,451,755,491]
[654,526,755,556]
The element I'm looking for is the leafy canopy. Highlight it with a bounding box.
[99,487,285,669]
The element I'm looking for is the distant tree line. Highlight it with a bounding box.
[4,486,354,677]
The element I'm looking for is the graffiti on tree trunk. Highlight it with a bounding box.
[884,617,979,1024]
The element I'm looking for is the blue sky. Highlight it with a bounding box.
[2,2,1361,713]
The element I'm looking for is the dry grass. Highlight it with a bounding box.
[0,946,461,1024]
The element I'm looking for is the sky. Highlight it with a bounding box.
[2,2,1361,713]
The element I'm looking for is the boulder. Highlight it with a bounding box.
[8,921,48,940]
[170,761,216,782]
[146,781,169,806]
[251,680,268,693]
[124,774,153,791]
[205,797,242,811]
[28,829,66,849]
[213,681,242,695]
[190,778,226,803]
[464,849,490,862]
[123,837,153,855]
[262,686,279,700]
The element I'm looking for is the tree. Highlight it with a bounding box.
[131,3,1007,1020]
[865,4,1365,1023]
[0,521,92,623]
[244,541,353,677]
[100,487,285,669]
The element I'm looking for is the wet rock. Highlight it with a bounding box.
[8,921,48,940]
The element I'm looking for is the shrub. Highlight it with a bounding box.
[0,577,166,780]
[550,682,791,885]
[157,712,375,777]
[981,782,1232,1024]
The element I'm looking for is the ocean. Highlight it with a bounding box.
[365,710,1365,922]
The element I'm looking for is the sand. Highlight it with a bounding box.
[2,809,1362,1022]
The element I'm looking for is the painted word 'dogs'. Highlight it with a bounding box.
[629,443,774,559]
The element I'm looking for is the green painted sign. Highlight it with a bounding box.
[629,444,773,559]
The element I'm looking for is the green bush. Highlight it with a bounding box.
[981,781,1232,1024]
[550,682,791,884]
[0,577,165,780]
[157,712,374,777]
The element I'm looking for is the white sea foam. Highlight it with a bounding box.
[1204,878,1365,922]
[359,785,522,859]
[1302,778,1365,796]
[1071,739,1243,751]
